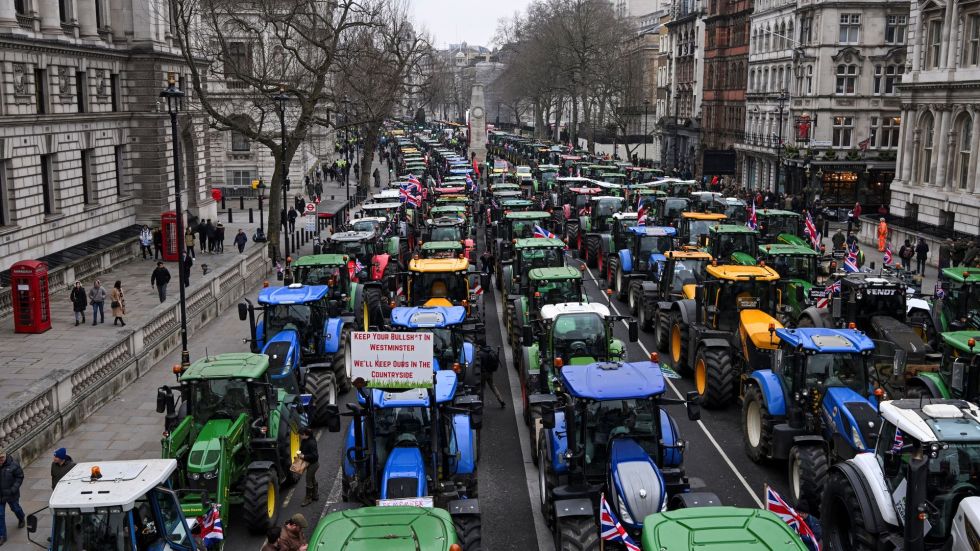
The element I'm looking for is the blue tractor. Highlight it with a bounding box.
[239,284,350,426]
[741,327,879,512]
[339,369,483,549]
[607,225,677,308]
[536,359,717,549]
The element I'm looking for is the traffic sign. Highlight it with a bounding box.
[305,215,316,232]
[305,202,317,214]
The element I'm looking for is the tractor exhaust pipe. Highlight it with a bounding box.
[904,448,929,551]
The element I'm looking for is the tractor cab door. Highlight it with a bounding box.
[869,339,907,396]
[148,486,195,551]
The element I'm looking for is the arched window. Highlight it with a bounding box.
[956,115,973,189]
[785,64,793,91]
[749,69,755,91]
[919,113,935,184]
[763,67,770,91]
[778,22,786,49]
[765,25,771,50]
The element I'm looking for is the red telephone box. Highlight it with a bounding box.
[11,260,52,334]
[161,211,179,262]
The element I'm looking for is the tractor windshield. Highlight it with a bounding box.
[333,240,375,258]
[432,327,463,368]
[669,259,707,293]
[265,304,313,336]
[715,232,758,260]
[804,353,868,395]
[296,265,343,287]
[582,399,661,465]
[553,313,606,361]
[189,378,253,422]
[761,215,801,238]
[51,510,131,550]
[409,272,467,304]
[535,280,582,305]
[372,406,432,452]
[770,255,817,282]
[571,194,591,209]
[593,198,624,218]
[639,235,672,254]
[948,281,980,319]
[687,220,715,244]
[722,202,747,222]
[430,225,461,241]
[519,248,564,270]
[350,219,380,233]
[662,198,690,219]
[923,442,980,541]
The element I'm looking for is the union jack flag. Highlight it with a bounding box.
[533,225,556,239]
[804,211,821,250]
[816,280,841,308]
[638,204,649,226]
[891,428,905,453]
[844,243,860,273]
[747,202,758,230]
[765,485,820,551]
[599,493,640,551]
[354,258,365,274]
[883,243,893,266]
[465,174,474,192]
[198,504,224,545]
[935,282,946,299]
[400,186,422,207]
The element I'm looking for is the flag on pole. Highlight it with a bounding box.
[599,493,641,551]
[891,428,905,453]
[804,211,821,249]
[533,225,556,239]
[883,243,893,266]
[198,504,224,545]
[765,485,821,551]
[638,203,649,226]
[400,186,422,207]
[844,244,860,273]
[815,280,840,308]
[747,202,758,230]
[935,282,946,299]
[465,174,474,192]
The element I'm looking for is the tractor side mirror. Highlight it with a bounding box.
[685,391,701,421]
[26,514,37,533]
[541,406,556,429]
[325,404,341,432]
[628,320,639,343]
[156,387,174,415]
[238,302,248,321]
[277,270,285,281]
[771,349,784,373]
[522,325,534,346]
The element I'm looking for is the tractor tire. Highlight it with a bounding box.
[306,370,338,427]
[333,331,352,394]
[538,435,556,528]
[615,266,629,303]
[627,281,642,314]
[585,236,600,269]
[510,311,523,354]
[241,468,280,534]
[694,347,735,409]
[453,515,483,551]
[596,245,606,275]
[639,295,654,332]
[669,311,690,373]
[382,262,398,294]
[789,445,829,515]
[565,222,579,249]
[742,384,774,463]
[607,257,619,288]
[363,287,387,330]
[822,469,886,551]
[505,300,516,345]
[530,425,539,467]
[555,516,600,551]
[656,309,670,350]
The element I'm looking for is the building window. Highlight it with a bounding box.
[225,42,253,79]
[34,68,47,115]
[919,114,934,184]
[839,14,861,44]
[80,149,94,205]
[833,116,853,148]
[14,0,27,16]
[800,15,812,44]
[226,170,256,187]
[966,14,980,66]
[870,116,901,148]
[40,154,55,214]
[928,20,943,69]
[95,0,105,28]
[885,15,907,44]
[110,74,120,111]
[835,64,858,95]
[957,116,972,189]
[0,161,11,226]
[873,65,902,95]
[114,145,125,196]
[75,71,87,113]
[58,0,70,23]
[939,209,955,233]
[231,130,250,152]
[806,66,813,95]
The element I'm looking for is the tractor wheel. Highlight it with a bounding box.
[742,385,774,462]
[382,262,398,294]
[607,257,619,289]
[822,469,886,551]
[566,222,579,249]
[596,249,606,277]
[656,309,670,350]
[627,281,642,314]
[530,425,540,467]
[694,347,735,409]
[241,468,280,535]
[789,445,829,514]
[505,300,516,345]
[585,236,600,269]
[363,287,387,330]
[306,370,338,427]
[669,311,690,373]
[453,515,483,551]
[555,516,599,551]
[510,314,523,354]
[333,331,352,394]
[538,435,556,528]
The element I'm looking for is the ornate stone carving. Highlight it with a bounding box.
[57,66,71,97]
[96,70,108,97]
[13,64,29,95]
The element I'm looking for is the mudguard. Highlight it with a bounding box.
[515,298,527,328]
[548,411,570,475]
[610,438,665,528]
[501,265,514,294]
[822,387,878,451]
[674,299,696,326]
[523,344,541,376]
[658,408,682,467]
[599,233,612,254]
[618,249,633,273]
[563,204,571,221]
[749,370,787,417]
[247,460,276,473]
[693,338,730,368]
[371,253,390,281]
[381,446,426,499]
[798,306,828,328]
[554,498,593,518]
[910,372,947,398]
[256,319,265,350]
[323,318,345,354]
[447,413,477,475]
[461,341,475,367]
[834,457,893,530]
[641,281,658,296]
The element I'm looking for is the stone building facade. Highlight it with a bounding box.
[662,0,704,174]
[0,0,214,266]
[887,0,980,239]
[701,0,751,172]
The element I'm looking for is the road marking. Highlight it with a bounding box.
[493,285,556,551]
[578,259,764,508]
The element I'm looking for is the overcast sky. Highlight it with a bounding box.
[409,0,529,49]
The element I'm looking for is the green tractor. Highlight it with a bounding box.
[578,195,628,269]
[308,507,462,551]
[920,267,980,346]
[905,330,980,401]
[757,243,820,324]
[755,209,808,247]
[702,224,760,266]
[505,266,587,347]
[500,237,568,295]
[156,353,336,533]
[489,210,552,284]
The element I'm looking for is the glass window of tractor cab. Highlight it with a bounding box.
[771,255,816,281]
[430,225,461,241]
[536,280,581,305]
[582,399,661,465]
[669,259,707,293]
[520,247,563,269]
[350,219,379,233]
[552,313,606,360]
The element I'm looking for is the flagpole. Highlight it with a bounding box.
[599,492,606,551]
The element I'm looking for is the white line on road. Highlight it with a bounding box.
[580,260,765,508]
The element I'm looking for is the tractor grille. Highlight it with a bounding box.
[845,401,879,449]
[386,477,420,499]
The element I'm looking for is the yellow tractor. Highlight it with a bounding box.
[403,256,482,321]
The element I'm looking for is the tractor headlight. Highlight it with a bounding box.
[617,494,635,525]
[189,472,201,481]
[202,470,219,480]
[851,425,864,450]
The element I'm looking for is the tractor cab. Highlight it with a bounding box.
[349,215,388,236]
[690,191,722,212]
[405,257,473,312]
[419,240,465,259]
[935,268,980,333]
[705,225,759,266]
[560,185,603,217]
[390,305,482,394]
[28,460,198,551]
[544,303,624,366]
[610,226,677,299]
[581,196,625,234]
[649,196,691,227]
[424,217,466,241]
[526,268,587,309]
[679,212,728,245]
[492,211,552,268]
[709,196,748,224]
[698,265,782,335]
[758,244,820,322]
[502,238,567,295]
[658,251,712,301]
[599,172,627,186]
[756,209,807,247]
[667,180,699,197]
[325,231,379,272]
[907,331,980,402]
[253,284,330,352]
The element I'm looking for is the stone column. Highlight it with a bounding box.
[970,106,980,193]
[946,4,960,69]
[0,0,17,28]
[39,0,62,34]
[910,130,921,185]
[78,0,98,38]
[468,84,488,166]
[933,108,951,186]
[940,5,956,69]
[895,108,908,181]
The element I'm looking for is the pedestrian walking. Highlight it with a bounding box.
[916,237,930,275]
[185,228,196,259]
[287,207,298,233]
[215,223,225,253]
[234,229,248,253]
[110,280,126,326]
[294,195,305,212]
[153,227,164,259]
[0,448,25,545]
[88,280,106,325]
[50,448,75,488]
[70,281,87,326]
[876,218,889,252]
[151,262,171,303]
[197,220,208,253]
[279,514,308,551]
[261,526,282,551]
[183,253,193,287]
[847,201,862,233]
[139,225,153,259]
[899,239,915,272]
[298,428,319,506]
[373,167,381,188]
[205,220,217,253]
[480,345,506,408]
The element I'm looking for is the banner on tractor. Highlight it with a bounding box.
[349,331,435,389]
[378,496,434,508]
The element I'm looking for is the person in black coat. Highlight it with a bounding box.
[0,448,25,544]
[298,428,319,506]
[70,280,87,325]
[182,253,193,287]
[151,262,172,303]
[915,238,930,275]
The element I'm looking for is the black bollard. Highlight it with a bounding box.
[221,195,226,210]
[249,208,254,223]
[227,209,233,223]
[239,196,245,210]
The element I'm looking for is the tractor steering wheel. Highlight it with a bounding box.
[570,341,588,356]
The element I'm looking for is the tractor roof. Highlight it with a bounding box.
[541,302,610,320]
[408,257,469,272]
[529,267,582,281]
[515,237,566,248]
[308,506,457,550]
[180,353,270,381]
[681,212,728,221]
[503,211,550,220]
[880,399,980,444]
[612,212,637,220]
[709,224,758,234]
[420,241,463,251]
[942,267,980,283]
[706,265,781,281]
[391,306,467,327]
[431,205,466,213]
[641,507,811,551]
[352,216,388,225]
[427,217,465,226]
[50,459,180,510]
[569,187,604,194]
[329,230,375,242]
[500,199,535,207]
[560,360,665,400]
[838,273,904,287]
[941,331,980,354]
[292,254,348,267]
[665,250,713,260]
[491,183,520,191]
[714,196,747,205]
[759,244,819,257]
[590,195,624,203]
[756,209,800,218]
[628,226,677,237]
[433,186,465,193]
[775,328,875,353]
[557,176,599,184]
[259,284,329,304]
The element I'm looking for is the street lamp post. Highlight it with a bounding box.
[643,99,650,164]
[343,97,352,215]
[160,73,190,370]
[273,86,290,259]
[774,90,789,193]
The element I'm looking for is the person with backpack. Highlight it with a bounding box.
[899,239,915,272]
[479,345,506,408]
